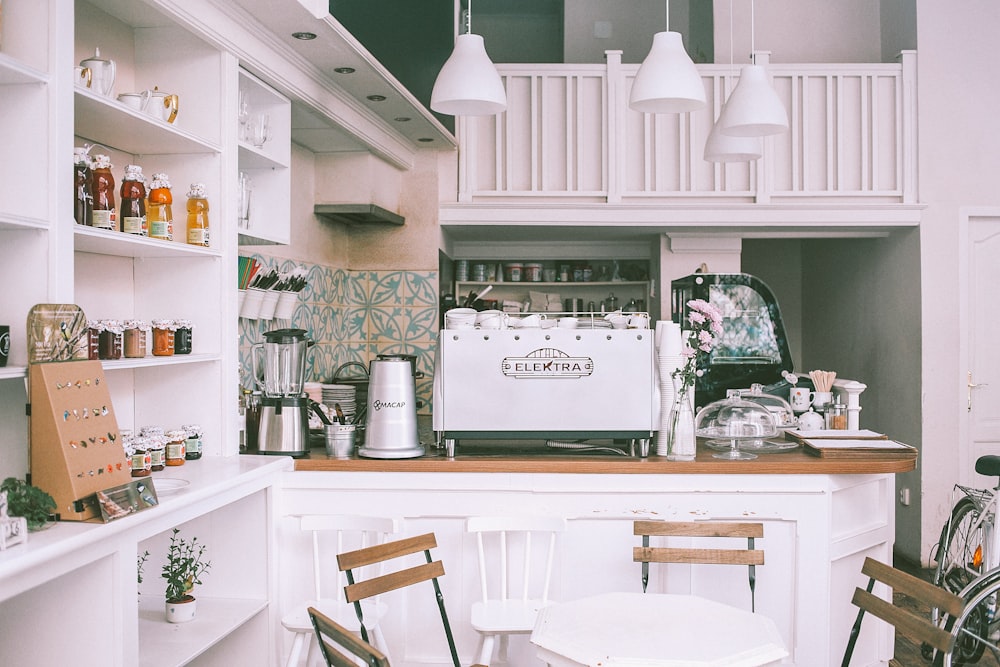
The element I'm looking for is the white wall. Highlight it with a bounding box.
[564,0,665,63]
[917,0,1000,563]
[713,0,883,63]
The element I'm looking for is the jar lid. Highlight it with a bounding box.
[150,173,171,190]
[139,425,163,437]
[182,424,202,436]
[132,436,149,452]
[165,429,188,442]
[150,319,176,329]
[187,183,207,198]
[174,318,193,328]
[73,147,91,165]
[88,320,107,332]
[101,319,123,334]
[123,164,144,180]
[92,154,112,169]
[123,319,149,330]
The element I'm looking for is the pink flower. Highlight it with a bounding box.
[698,330,713,345]
[688,311,706,325]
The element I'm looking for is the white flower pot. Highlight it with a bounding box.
[165,596,197,623]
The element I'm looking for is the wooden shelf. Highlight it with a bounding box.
[75,225,222,259]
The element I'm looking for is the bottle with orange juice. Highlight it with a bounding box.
[185,183,209,247]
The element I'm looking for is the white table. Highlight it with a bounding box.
[530,592,789,667]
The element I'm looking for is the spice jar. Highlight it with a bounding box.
[130,436,152,478]
[183,424,203,460]
[98,319,123,360]
[151,319,175,356]
[122,319,148,358]
[147,434,165,471]
[164,429,187,466]
[826,401,848,430]
[87,319,103,360]
[174,319,193,355]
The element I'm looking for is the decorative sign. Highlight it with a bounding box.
[501,348,593,379]
[96,478,160,523]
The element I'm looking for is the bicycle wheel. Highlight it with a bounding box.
[935,497,990,663]
[945,572,1000,666]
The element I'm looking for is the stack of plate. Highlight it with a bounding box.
[321,384,358,423]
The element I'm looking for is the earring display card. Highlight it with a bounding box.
[29,360,130,522]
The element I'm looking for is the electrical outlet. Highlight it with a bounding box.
[899,488,911,506]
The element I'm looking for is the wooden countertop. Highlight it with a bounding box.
[293,441,916,475]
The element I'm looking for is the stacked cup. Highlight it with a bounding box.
[654,321,687,456]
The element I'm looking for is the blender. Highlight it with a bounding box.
[251,328,313,457]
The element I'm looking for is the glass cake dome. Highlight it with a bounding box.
[695,389,778,460]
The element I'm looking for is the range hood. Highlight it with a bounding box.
[314,204,404,226]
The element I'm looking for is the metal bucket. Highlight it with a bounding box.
[324,424,356,458]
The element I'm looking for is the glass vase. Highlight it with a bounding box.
[664,379,696,461]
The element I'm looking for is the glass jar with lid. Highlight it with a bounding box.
[87,319,104,360]
[164,429,187,466]
[183,424,203,460]
[122,320,148,358]
[174,319,193,355]
[98,319,123,360]
[130,436,152,477]
[147,434,166,471]
[825,401,848,430]
[151,319,176,356]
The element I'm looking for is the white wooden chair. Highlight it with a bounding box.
[466,515,567,666]
[282,514,400,667]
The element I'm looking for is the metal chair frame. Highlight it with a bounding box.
[309,606,389,667]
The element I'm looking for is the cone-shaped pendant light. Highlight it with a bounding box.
[430,2,506,116]
[718,0,787,137]
[704,106,763,161]
[629,31,706,113]
[718,64,787,136]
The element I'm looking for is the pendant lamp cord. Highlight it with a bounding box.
[465,0,472,35]
[665,0,670,31]
[750,0,756,64]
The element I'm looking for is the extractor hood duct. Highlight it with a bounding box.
[314,204,404,226]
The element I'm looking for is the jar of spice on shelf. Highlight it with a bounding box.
[122,319,148,358]
[98,319,123,360]
[164,429,187,466]
[173,319,193,355]
[140,427,165,472]
[129,436,151,478]
[183,424,203,460]
[86,319,103,360]
[151,319,176,356]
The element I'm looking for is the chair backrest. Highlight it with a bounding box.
[841,557,964,667]
[309,606,390,667]
[466,515,566,606]
[297,514,400,603]
[337,532,460,667]
[633,520,765,610]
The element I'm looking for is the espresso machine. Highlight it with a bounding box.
[251,328,313,457]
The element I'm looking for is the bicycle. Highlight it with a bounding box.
[929,455,1000,664]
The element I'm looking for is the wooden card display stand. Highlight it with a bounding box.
[30,361,130,521]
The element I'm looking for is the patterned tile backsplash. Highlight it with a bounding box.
[239,254,438,414]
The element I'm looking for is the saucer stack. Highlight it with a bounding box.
[321,383,358,423]
[654,322,688,456]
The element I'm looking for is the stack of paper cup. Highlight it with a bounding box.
[655,322,687,456]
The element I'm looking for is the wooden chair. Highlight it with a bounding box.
[309,606,390,667]
[466,515,566,666]
[633,519,765,611]
[281,515,399,667]
[841,557,964,667]
[338,532,468,667]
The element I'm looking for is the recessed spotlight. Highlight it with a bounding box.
[394,117,411,122]
[366,94,387,102]
[418,137,434,143]
[292,31,317,40]
[333,67,355,74]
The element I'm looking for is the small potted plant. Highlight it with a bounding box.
[0,477,56,531]
[161,528,211,623]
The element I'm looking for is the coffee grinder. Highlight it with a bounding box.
[251,328,313,457]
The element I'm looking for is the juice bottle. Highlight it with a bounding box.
[73,147,93,226]
[147,173,174,241]
[185,183,210,247]
[119,164,147,235]
[91,154,116,230]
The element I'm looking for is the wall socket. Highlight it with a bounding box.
[899,488,911,506]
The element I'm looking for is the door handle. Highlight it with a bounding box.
[968,371,989,411]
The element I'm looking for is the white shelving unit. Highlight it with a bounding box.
[236,68,290,246]
[455,279,653,316]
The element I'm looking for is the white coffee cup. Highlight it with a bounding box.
[607,314,628,330]
[445,307,477,330]
[117,91,150,112]
[519,313,542,328]
[558,317,579,329]
[627,313,650,329]
[812,391,833,411]
[789,387,814,412]
[476,310,506,330]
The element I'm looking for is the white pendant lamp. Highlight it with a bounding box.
[430,1,506,116]
[629,1,705,114]
[719,0,787,137]
[704,0,763,162]
[704,112,762,162]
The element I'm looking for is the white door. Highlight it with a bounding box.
[964,212,1000,486]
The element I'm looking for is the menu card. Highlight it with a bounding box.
[784,428,887,444]
[800,437,917,459]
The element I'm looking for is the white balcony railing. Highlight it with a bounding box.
[456,51,916,207]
